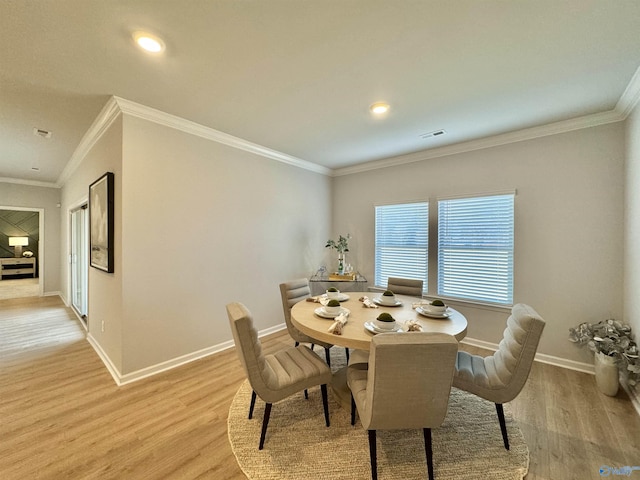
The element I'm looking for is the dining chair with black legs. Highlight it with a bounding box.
[453,303,545,450]
[226,302,332,450]
[348,332,458,480]
[280,278,350,366]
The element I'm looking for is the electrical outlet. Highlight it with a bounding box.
[101,320,105,332]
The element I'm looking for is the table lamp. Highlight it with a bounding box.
[9,236,29,257]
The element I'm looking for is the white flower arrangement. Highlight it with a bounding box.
[569,319,639,387]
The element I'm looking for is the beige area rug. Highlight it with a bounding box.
[0,277,39,300]
[228,353,529,480]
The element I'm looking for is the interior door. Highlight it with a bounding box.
[70,205,88,322]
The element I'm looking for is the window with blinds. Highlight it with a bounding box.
[374,202,428,292]
[437,193,514,305]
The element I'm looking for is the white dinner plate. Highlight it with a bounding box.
[364,321,403,334]
[416,306,451,319]
[315,307,351,319]
[329,293,350,302]
[373,297,402,307]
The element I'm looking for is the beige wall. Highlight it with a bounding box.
[0,182,61,294]
[624,103,640,368]
[105,114,331,374]
[60,116,124,372]
[333,122,625,364]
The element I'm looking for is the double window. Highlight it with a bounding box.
[374,193,514,305]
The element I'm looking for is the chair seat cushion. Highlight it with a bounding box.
[261,345,332,402]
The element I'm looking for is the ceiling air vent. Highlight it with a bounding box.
[419,129,447,139]
[33,128,52,139]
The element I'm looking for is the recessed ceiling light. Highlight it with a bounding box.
[133,32,165,53]
[370,102,390,115]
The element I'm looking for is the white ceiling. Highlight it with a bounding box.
[2,1,640,186]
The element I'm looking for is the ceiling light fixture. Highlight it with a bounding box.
[133,32,165,53]
[370,102,390,115]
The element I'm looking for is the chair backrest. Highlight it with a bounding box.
[226,302,274,399]
[279,278,311,332]
[386,277,423,297]
[485,303,546,403]
[362,332,458,431]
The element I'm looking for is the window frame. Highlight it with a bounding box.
[374,201,429,294]
[436,192,515,306]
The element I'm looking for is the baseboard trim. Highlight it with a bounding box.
[621,383,640,417]
[86,333,125,385]
[87,323,288,386]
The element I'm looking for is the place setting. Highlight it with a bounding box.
[306,288,350,305]
[314,298,351,319]
[414,299,452,319]
[371,289,403,307]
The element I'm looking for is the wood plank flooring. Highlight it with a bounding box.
[1,296,639,479]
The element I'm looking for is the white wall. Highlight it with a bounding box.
[0,182,61,294]
[333,122,625,363]
[118,115,331,374]
[60,116,124,372]
[624,103,640,378]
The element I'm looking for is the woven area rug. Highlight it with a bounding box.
[228,352,529,480]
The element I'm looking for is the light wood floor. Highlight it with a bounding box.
[1,296,639,480]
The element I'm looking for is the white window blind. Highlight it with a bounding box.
[375,202,428,292]
[437,194,514,305]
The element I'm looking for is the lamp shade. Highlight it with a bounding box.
[8,237,29,247]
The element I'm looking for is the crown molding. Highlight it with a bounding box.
[0,177,59,188]
[56,96,122,187]
[615,65,640,119]
[55,95,330,188]
[113,97,332,176]
[332,109,625,177]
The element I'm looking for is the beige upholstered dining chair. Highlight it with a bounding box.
[226,302,332,450]
[453,303,545,450]
[386,277,424,297]
[279,278,349,366]
[348,332,458,480]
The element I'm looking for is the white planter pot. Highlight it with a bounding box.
[594,351,619,396]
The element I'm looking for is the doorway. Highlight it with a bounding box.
[70,204,88,324]
[0,207,44,300]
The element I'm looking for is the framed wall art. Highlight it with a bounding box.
[89,172,114,273]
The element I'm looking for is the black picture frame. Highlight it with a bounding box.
[89,172,114,273]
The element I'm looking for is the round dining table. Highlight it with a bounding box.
[290,292,468,408]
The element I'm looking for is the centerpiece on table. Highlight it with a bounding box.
[568,319,639,396]
[325,234,351,277]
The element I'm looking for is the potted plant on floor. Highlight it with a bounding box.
[568,319,639,396]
